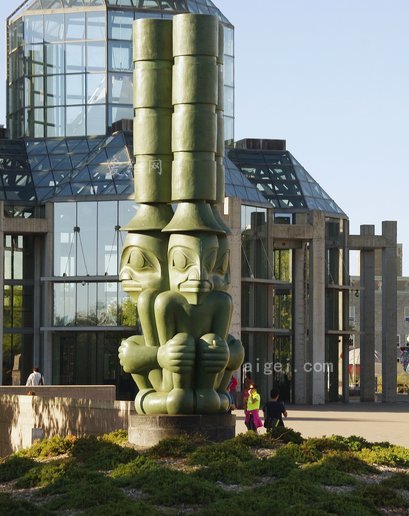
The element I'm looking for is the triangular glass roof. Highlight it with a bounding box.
[15,0,232,26]
[228,146,346,218]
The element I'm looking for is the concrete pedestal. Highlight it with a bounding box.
[128,413,236,446]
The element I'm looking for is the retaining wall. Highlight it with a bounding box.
[0,394,133,457]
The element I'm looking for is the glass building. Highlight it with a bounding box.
[7,0,234,141]
[1,1,398,404]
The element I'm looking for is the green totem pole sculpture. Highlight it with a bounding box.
[119,13,244,415]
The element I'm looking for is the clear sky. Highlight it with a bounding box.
[1,0,408,274]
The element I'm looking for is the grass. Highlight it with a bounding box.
[0,428,408,514]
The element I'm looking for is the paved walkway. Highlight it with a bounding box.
[234,402,409,447]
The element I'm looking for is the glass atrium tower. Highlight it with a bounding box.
[7,0,234,141]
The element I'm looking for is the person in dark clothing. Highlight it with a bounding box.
[263,388,287,430]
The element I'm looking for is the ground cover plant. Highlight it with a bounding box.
[0,428,408,515]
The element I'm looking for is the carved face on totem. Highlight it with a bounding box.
[119,232,169,302]
[168,232,218,305]
[212,234,230,291]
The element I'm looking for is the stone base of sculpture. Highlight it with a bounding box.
[128,413,236,446]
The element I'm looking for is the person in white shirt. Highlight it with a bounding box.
[26,367,44,386]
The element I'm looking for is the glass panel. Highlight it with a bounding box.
[65,13,85,40]
[45,44,65,74]
[97,201,117,275]
[66,105,85,136]
[32,76,45,107]
[46,107,65,136]
[25,16,44,44]
[87,104,106,135]
[224,55,234,87]
[46,107,65,137]
[77,202,97,275]
[44,14,65,42]
[87,42,106,71]
[54,283,76,325]
[109,73,132,103]
[33,108,44,137]
[118,200,136,229]
[224,26,234,56]
[87,74,106,104]
[66,43,85,72]
[25,45,44,76]
[76,283,97,325]
[46,75,65,106]
[97,283,118,326]
[108,104,133,125]
[87,12,106,40]
[224,85,233,117]
[108,41,132,72]
[54,203,76,276]
[224,115,233,143]
[108,11,134,40]
[66,74,85,105]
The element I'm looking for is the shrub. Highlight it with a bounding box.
[194,455,260,485]
[381,472,409,490]
[303,436,350,453]
[314,493,378,515]
[17,435,74,458]
[0,456,36,482]
[147,433,207,458]
[275,442,321,464]
[256,454,299,478]
[233,432,280,449]
[71,435,139,470]
[15,460,73,489]
[0,493,51,515]
[295,462,357,486]
[266,426,304,444]
[110,455,158,486]
[352,484,407,509]
[43,472,126,511]
[188,440,254,466]
[320,451,378,474]
[328,435,372,452]
[81,499,161,515]
[358,445,409,467]
[100,430,128,446]
[115,461,224,506]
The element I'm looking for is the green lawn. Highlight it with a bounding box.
[0,427,408,515]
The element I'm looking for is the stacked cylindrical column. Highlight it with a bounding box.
[215,20,225,205]
[171,14,219,202]
[132,19,173,219]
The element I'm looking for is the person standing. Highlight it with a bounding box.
[263,387,287,430]
[244,384,263,432]
[228,375,238,410]
[26,367,45,386]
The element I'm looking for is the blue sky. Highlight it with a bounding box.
[1,0,408,274]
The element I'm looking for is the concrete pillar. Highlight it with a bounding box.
[32,237,42,367]
[223,197,241,340]
[0,202,4,384]
[381,221,397,402]
[293,242,308,403]
[42,203,54,384]
[360,225,375,402]
[309,211,326,404]
[342,220,350,402]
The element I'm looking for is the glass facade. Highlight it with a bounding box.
[53,199,136,325]
[3,234,36,385]
[7,0,234,140]
[228,147,346,217]
[240,204,293,402]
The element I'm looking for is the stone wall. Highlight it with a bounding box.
[0,394,133,457]
[0,385,117,401]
